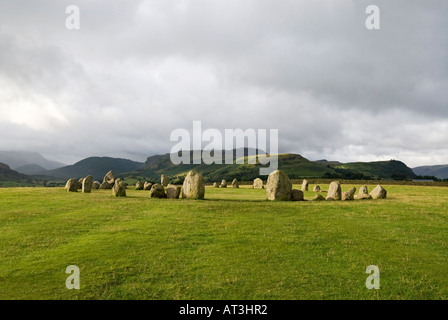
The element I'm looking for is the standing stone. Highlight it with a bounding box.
[112,178,126,197]
[65,178,78,192]
[253,178,264,189]
[370,185,387,199]
[77,178,84,190]
[149,183,167,198]
[99,181,109,189]
[213,182,219,188]
[313,185,321,192]
[166,184,181,199]
[92,181,101,189]
[290,189,304,201]
[355,193,372,200]
[266,170,292,201]
[135,181,144,190]
[231,179,239,188]
[313,194,326,201]
[82,175,93,193]
[359,185,369,195]
[342,187,356,201]
[161,174,169,187]
[102,170,115,189]
[182,170,205,199]
[143,182,153,190]
[326,181,342,201]
[220,179,227,188]
[301,179,309,192]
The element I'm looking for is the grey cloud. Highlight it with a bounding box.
[0,0,447,167]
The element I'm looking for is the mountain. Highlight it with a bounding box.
[44,157,144,181]
[0,151,64,170]
[0,163,27,180]
[413,165,448,179]
[15,164,48,175]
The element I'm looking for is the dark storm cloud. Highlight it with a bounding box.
[0,0,447,167]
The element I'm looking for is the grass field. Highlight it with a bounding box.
[0,184,447,300]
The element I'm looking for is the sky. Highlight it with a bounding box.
[0,0,447,167]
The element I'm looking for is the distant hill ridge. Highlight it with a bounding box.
[0,151,64,170]
[412,164,448,179]
[43,157,144,181]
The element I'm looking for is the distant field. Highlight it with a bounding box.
[0,184,447,299]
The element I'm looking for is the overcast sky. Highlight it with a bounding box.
[0,0,447,167]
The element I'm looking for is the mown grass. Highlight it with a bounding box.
[0,184,447,300]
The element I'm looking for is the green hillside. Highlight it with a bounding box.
[44,157,143,181]
[125,152,339,183]
[124,152,416,183]
[331,160,416,180]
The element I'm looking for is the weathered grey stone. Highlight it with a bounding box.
[253,178,264,189]
[82,175,93,193]
[65,178,78,192]
[112,178,126,197]
[290,189,304,201]
[359,185,369,195]
[77,178,84,190]
[326,181,341,201]
[370,185,387,199]
[301,179,308,191]
[99,181,109,189]
[143,182,153,190]
[213,182,219,188]
[341,187,356,201]
[92,181,101,189]
[231,179,239,188]
[354,193,372,200]
[266,170,292,201]
[182,170,205,199]
[220,179,227,188]
[161,174,169,187]
[313,185,321,192]
[313,194,326,201]
[135,181,144,190]
[149,183,166,198]
[166,184,181,199]
[102,170,115,189]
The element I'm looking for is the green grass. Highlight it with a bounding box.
[0,184,447,300]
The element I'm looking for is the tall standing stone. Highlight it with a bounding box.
[112,178,126,197]
[220,179,227,188]
[231,179,239,188]
[301,179,309,192]
[161,174,169,187]
[266,170,292,201]
[253,178,264,189]
[326,181,341,201]
[103,170,115,189]
[82,175,93,193]
[182,170,205,199]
